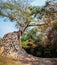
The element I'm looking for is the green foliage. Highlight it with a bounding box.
[25,43,57,58]
[22,32,28,41]
[29,6,41,15]
[0,0,32,26]
[52,20,57,30]
[0,0,57,58]
[22,29,41,42]
[22,41,27,48]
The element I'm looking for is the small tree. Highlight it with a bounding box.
[0,0,45,49]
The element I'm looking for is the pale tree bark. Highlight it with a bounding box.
[18,28,23,49]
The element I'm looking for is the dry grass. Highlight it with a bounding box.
[0,55,31,65]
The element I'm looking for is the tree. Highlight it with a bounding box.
[0,0,57,57]
[0,0,45,49]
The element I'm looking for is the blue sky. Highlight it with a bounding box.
[0,17,18,37]
[0,0,47,37]
[31,0,46,6]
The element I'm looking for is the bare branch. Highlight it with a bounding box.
[28,24,45,26]
[22,23,46,33]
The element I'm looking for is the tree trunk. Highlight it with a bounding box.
[18,30,22,49]
[17,29,29,56]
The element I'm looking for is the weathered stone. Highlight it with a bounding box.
[0,46,4,54]
[0,31,57,65]
[0,31,27,58]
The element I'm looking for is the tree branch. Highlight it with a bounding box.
[28,24,45,26]
[22,23,46,34]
